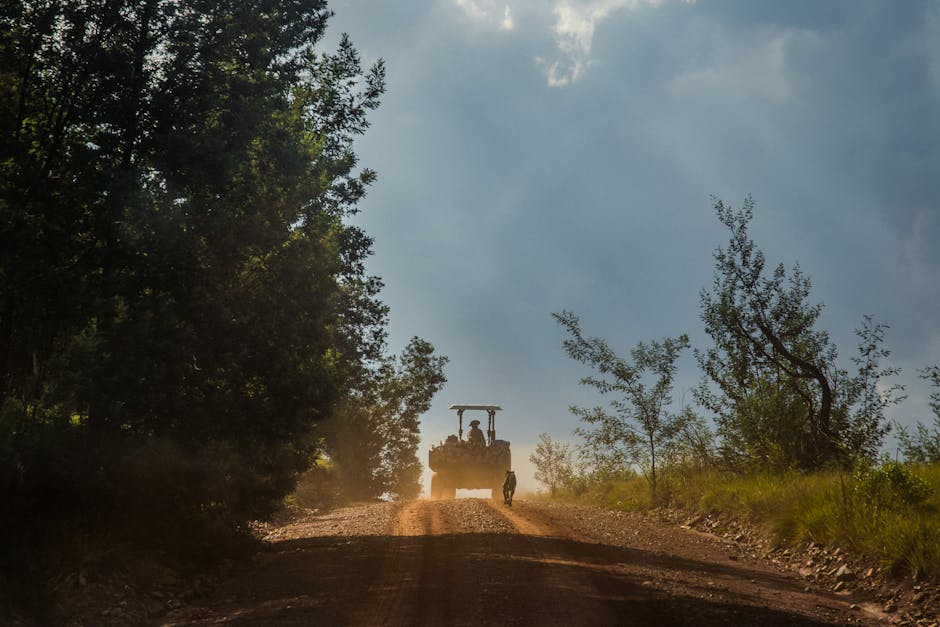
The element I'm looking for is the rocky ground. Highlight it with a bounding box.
[658,506,940,625]
[8,499,937,625]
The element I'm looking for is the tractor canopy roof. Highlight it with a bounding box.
[449,404,502,411]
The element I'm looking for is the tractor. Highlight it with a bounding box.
[428,404,511,500]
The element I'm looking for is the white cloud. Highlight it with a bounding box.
[455,0,515,31]
[540,0,693,87]
[452,0,692,85]
[502,5,515,30]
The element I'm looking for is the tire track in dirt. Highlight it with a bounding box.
[392,499,431,536]
[350,499,453,626]
[159,500,892,626]
[492,499,598,543]
[497,500,887,626]
[490,500,548,536]
[482,499,629,625]
[411,502,455,626]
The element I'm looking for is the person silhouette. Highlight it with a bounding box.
[467,419,485,446]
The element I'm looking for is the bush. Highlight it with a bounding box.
[854,460,932,509]
[292,460,343,510]
[0,421,297,581]
[559,460,940,581]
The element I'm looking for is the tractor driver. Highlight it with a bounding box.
[467,419,485,446]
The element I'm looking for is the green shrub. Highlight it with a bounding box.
[854,460,932,509]
[560,461,940,581]
[292,460,342,510]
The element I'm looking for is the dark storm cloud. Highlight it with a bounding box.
[325,0,940,485]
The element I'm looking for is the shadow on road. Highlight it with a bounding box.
[161,530,859,626]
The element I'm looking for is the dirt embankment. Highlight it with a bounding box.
[140,498,937,626]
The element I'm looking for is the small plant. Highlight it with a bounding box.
[896,365,940,463]
[529,433,574,497]
[854,459,933,510]
[554,310,691,496]
[572,462,940,581]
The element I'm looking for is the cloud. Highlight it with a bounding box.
[904,207,940,291]
[501,5,514,30]
[928,1,940,94]
[455,0,515,30]
[539,0,693,86]
[452,0,693,86]
[662,26,823,114]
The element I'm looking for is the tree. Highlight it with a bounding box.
[373,338,448,499]
[696,197,895,471]
[323,337,448,501]
[897,366,940,463]
[841,315,905,461]
[529,433,574,496]
[554,310,690,495]
[0,0,388,543]
[660,407,716,473]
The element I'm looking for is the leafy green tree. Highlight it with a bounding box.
[897,366,940,463]
[554,310,690,495]
[841,316,905,461]
[529,433,574,497]
[323,337,447,501]
[696,197,896,471]
[320,396,386,501]
[373,338,448,499]
[0,0,388,545]
[660,407,716,473]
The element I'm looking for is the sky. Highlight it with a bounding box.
[322,0,940,494]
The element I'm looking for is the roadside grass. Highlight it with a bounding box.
[560,463,940,581]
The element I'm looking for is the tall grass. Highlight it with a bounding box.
[563,463,940,580]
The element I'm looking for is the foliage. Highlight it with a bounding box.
[854,459,932,511]
[572,469,650,510]
[577,462,940,580]
[840,316,905,461]
[897,366,940,463]
[696,196,897,472]
[292,459,342,511]
[322,337,447,501]
[529,433,574,496]
[554,310,691,495]
[0,0,399,567]
[378,338,448,498]
[659,407,716,473]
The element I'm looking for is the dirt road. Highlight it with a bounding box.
[159,499,889,626]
